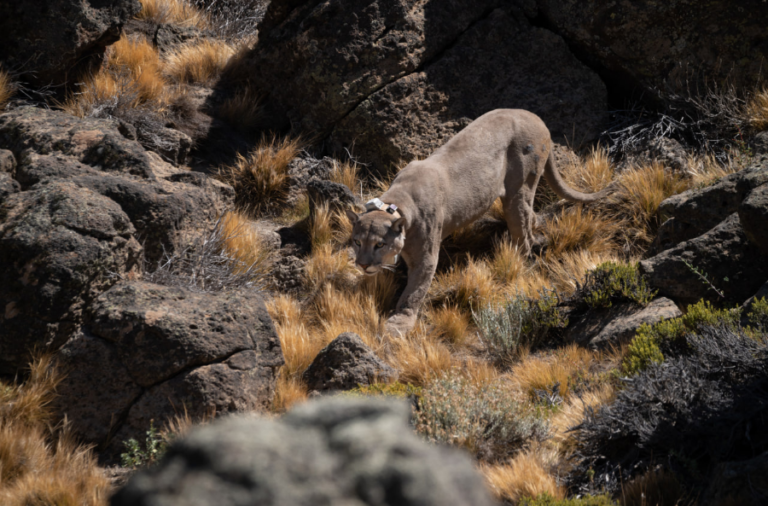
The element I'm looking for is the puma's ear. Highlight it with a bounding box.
[345,208,360,224]
[392,216,407,234]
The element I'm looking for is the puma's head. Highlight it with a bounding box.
[345,209,406,276]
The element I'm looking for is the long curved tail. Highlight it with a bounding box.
[543,151,614,203]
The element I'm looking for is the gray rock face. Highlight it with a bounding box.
[740,182,768,255]
[303,333,398,392]
[565,297,682,349]
[0,0,141,87]
[652,161,768,254]
[111,397,497,506]
[640,214,768,306]
[538,0,768,94]
[307,179,359,220]
[55,281,284,457]
[0,149,15,175]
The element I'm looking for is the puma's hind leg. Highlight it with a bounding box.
[501,156,543,256]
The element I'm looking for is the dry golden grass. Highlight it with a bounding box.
[312,284,385,346]
[490,239,528,285]
[549,383,616,457]
[218,86,263,130]
[303,243,359,290]
[481,448,565,503]
[272,374,308,413]
[219,136,302,216]
[330,160,361,194]
[0,69,13,109]
[136,0,209,29]
[430,257,503,311]
[563,144,616,193]
[426,305,471,348]
[539,249,621,295]
[745,86,768,132]
[109,35,165,102]
[309,203,335,249]
[620,467,686,506]
[388,327,456,386]
[0,357,109,506]
[687,153,740,188]
[543,206,620,258]
[164,39,235,84]
[219,210,274,274]
[511,344,597,400]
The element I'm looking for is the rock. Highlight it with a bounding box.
[271,254,305,293]
[306,179,359,219]
[136,124,194,166]
[640,214,768,306]
[285,154,334,206]
[0,173,19,204]
[752,131,768,155]
[110,397,497,506]
[0,0,141,87]
[303,333,397,392]
[331,7,607,172]
[704,451,768,506]
[54,281,284,456]
[0,149,15,175]
[0,182,142,374]
[538,0,768,95]
[652,160,768,253]
[564,297,682,349]
[739,182,768,255]
[647,138,688,172]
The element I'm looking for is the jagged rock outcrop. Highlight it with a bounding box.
[0,0,141,87]
[111,397,497,506]
[54,281,283,458]
[247,0,606,173]
[0,106,232,374]
[303,333,398,392]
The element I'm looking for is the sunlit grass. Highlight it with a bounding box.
[0,69,14,109]
[136,0,209,29]
[164,39,235,84]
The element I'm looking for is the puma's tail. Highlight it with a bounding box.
[543,151,615,203]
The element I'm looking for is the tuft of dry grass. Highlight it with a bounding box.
[303,243,359,291]
[543,206,620,258]
[548,384,616,458]
[687,153,740,188]
[620,467,686,506]
[0,69,14,109]
[219,210,274,274]
[511,344,597,400]
[490,239,528,285]
[430,257,503,311]
[426,305,471,348]
[164,39,235,84]
[539,249,621,295]
[388,327,456,386]
[0,356,110,506]
[480,448,565,503]
[219,136,302,216]
[745,86,768,132]
[136,0,209,28]
[109,35,166,103]
[272,374,308,413]
[217,85,263,130]
[563,144,615,194]
[330,159,361,193]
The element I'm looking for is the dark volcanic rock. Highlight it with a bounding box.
[640,214,768,306]
[331,6,607,172]
[739,182,768,255]
[705,451,768,506]
[55,281,284,455]
[0,0,141,87]
[0,182,142,374]
[0,149,15,175]
[306,179,359,219]
[111,397,497,506]
[0,173,19,204]
[538,0,768,94]
[564,297,681,349]
[303,333,398,392]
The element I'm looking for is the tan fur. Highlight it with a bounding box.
[346,109,613,336]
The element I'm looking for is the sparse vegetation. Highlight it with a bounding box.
[121,421,167,469]
[519,493,616,506]
[164,39,235,84]
[137,0,209,28]
[348,381,423,398]
[580,262,656,309]
[0,69,14,109]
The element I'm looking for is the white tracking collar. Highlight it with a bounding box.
[365,198,402,219]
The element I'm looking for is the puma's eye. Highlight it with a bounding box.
[375,242,385,249]
[354,239,361,247]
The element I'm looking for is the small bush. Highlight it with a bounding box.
[622,300,740,375]
[193,0,267,41]
[121,421,167,469]
[520,493,616,506]
[473,289,567,361]
[414,375,548,462]
[349,382,422,398]
[581,262,656,309]
[747,296,768,334]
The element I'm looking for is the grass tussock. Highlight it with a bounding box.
[548,384,616,458]
[430,257,503,311]
[136,0,209,29]
[563,145,615,194]
[620,467,686,506]
[217,85,263,130]
[0,69,14,109]
[426,305,471,348]
[543,207,620,258]
[481,449,565,503]
[745,86,768,132]
[164,39,235,84]
[330,159,361,193]
[219,136,302,216]
[0,356,109,506]
[219,210,274,273]
[511,344,597,400]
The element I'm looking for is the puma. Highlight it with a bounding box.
[345,109,613,336]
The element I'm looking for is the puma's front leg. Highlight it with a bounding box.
[384,254,439,338]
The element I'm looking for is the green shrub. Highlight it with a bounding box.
[348,381,423,398]
[582,262,656,309]
[414,376,548,462]
[622,300,741,375]
[519,493,616,506]
[747,296,768,334]
[121,421,167,469]
[473,289,567,360]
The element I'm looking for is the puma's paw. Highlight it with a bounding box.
[384,313,416,338]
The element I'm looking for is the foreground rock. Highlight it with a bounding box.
[0,107,231,373]
[565,297,682,349]
[0,0,141,87]
[111,397,497,506]
[249,1,606,173]
[303,333,397,393]
[54,281,283,458]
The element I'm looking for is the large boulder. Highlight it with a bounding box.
[640,214,768,306]
[0,181,142,375]
[739,182,768,255]
[303,333,398,392]
[54,281,284,458]
[111,397,497,506]
[247,1,606,173]
[0,0,141,87]
[537,0,768,94]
